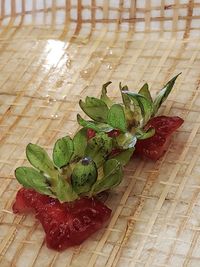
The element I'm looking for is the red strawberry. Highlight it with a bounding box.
[12,188,51,213]
[135,116,184,160]
[13,188,111,251]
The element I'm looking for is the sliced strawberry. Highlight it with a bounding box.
[135,116,184,160]
[12,188,51,213]
[13,188,111,251]
[145,116,184,137]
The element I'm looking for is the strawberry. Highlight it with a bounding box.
[13,188,111,251]
[135,116,184,160]
[13,75,183,251]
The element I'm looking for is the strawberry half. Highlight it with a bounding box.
[13,188,111,251]
[135,116,184,160]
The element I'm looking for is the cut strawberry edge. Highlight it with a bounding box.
[135,116,184,161]
[145,116,184,137]
[12,188,112,251]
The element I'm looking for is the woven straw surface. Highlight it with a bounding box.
[0,1,200,267]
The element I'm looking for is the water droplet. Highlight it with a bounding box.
[106,64,113,70]
[80,69,90,79]
[51,114,58,119]
[66,59,71,68]
[45,95,57,105]
[106,47,113,54]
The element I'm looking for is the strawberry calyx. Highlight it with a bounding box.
[13,74,184,251]
[14,74,183,203]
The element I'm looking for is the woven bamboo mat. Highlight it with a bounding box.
[0,1,200,267]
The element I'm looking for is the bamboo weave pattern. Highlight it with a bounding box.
[0,1,200,267]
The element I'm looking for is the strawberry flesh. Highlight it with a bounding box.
[13,188,111,251]
[135,116,184,160]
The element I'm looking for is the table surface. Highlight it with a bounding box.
[0,1,200,267]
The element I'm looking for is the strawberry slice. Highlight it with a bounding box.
[135,116,184,160]
[13,188,111,251]
[12,188,51,213]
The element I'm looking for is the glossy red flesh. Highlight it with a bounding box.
[13,188,111,251]
[135,116,184,160]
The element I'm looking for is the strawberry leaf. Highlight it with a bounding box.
[153,73,181,115]
[91,159,122,195]
[116,132,137,149]
[122,91,153,126]
[85,133,113,168]
[77,114,113,132]
[107,104,127,132]
[79,96,109,122]
[110,148,134,166]
[136,127,155,140]
[54,176,78,202]
[71,158,97,194]
[138,83,153,103]
[72,128,88,160]
[15,167,53,196]
[119,83,131,108]
[101,81,113,107]
[26,143,59,182]
[53,136,74,168]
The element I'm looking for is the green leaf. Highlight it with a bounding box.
[138,83,153,103]
[153,73,181,115]
[15,167,53,196]
[116,132,137,149]
[77,114,113,132]
[91,159,123,195]
[71,158,97,194]
[79,96,109,122]
[136,127,155,140]
[26,143,59,183]
[119,84,136,127]
[123,92,153,126]
[126,96,142,127]
[107,104,127,132]
[72,128,88,161]
[101,81,113,107]
[54,176,78,202]
[85,132,113,168]
[53,136,74,168]
[119,83,131,108]
[111,148,134,166]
